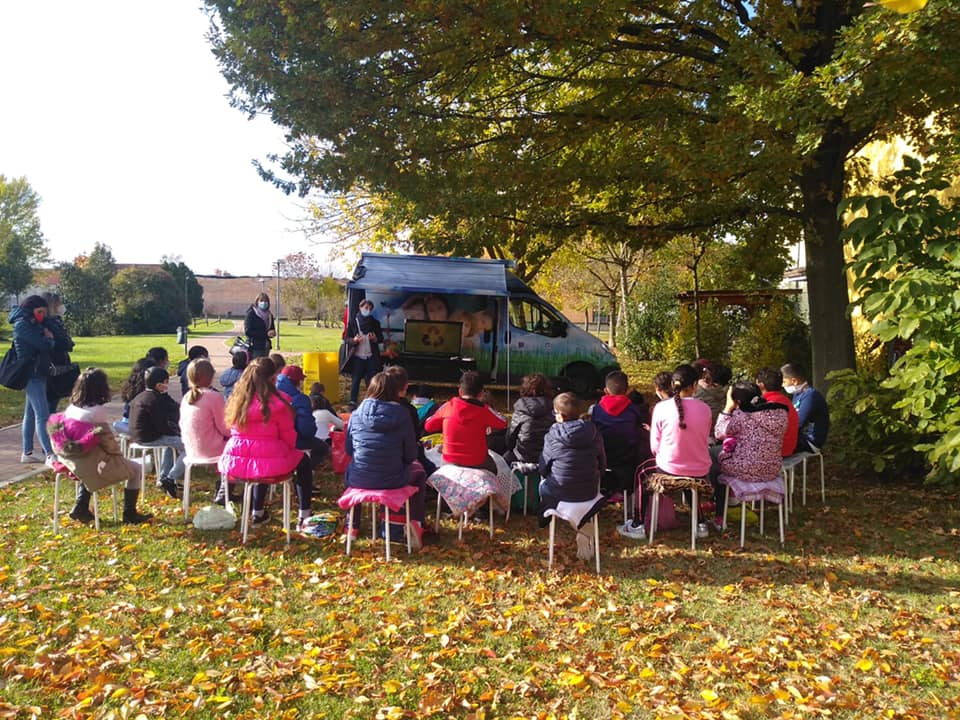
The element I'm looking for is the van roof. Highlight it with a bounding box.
[349,253,521,296]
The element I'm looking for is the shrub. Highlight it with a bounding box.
[825,368,929,482]
[662,301,739,366]
[728,298,811,380]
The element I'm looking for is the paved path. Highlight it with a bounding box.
[0,326,244,487]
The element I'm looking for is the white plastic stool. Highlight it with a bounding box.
[238,477,292,546]
[127,442,179,499]
[182,455,227,520]
[435,493,495,540]
[723,485,785,548]
[344,499,413,559]
[53,473,118,533]
[547,513,601,574]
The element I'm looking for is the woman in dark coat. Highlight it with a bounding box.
[244,292,276,359]
[345,299,384,407]
[9,295,55,464]
[43,292,76,414]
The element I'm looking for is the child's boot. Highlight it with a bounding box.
[122,488,153,524]
[69,485,94,523]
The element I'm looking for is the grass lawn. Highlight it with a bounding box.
[0,466,957,718]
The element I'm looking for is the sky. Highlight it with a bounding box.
[0,2,338,278]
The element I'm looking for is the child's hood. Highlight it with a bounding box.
[47,412,103,457]
[598,394,632,417]
[553,419,598,449]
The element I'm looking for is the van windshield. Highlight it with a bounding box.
[509,298,566,337]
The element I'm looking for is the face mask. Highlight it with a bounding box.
[783,384,798,394]
[360,308,371,317]
[258,302,269,311]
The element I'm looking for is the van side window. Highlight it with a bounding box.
[509,299,564,337]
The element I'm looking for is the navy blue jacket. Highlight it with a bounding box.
[276,374,318,450]
[345,399,417,489]
[538,419,607,503]
[591,395,649,468]
[792,385,830,451]
[9,306,54,379]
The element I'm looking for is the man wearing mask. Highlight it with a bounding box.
[129,367,185,497]
[347,299,383,408]
[781,363,830,453]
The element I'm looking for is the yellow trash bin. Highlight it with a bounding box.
[302,351,340,403]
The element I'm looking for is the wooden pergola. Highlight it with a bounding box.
[677,288,802,313]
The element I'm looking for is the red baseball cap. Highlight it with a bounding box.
[281,365,305,384]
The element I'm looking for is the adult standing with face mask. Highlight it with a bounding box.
[245,292,276,360]
[9,295,56,465]
[348,299,384,408]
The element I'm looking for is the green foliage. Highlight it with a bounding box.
[663,303,738,367]
[728,299,811,380]
[0,175,49,299]
[825,368,929,482]
[112,267,187,334]
[620,276,681,361]
[58,244,118,336]
[842,154,960,484]
[161,258,204,317]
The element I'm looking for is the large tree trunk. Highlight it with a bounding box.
[799,130,857,391]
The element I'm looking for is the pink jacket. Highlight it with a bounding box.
[218,394,303,480]
[180,389,230,460]
[650,397,712,477]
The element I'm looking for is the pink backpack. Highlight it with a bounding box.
[644,493,679,530]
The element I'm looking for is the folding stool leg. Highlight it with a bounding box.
[241,483,253,544]
[778,501,785,546]
[593,515,601,575]
[802,457,808,506]
[384,504,392,561]
[488,496,494,539]
[111,485,119,522]
[405,499,412,555]
[371,502,377,543]
[648,491,660,545]
[723,485,730,531]
[548,515,556,569]
[346,502,355,555]
[53,473,62,534]
[459,512,466,541]
[740,496,747,548]
[182,464,193,521]
[435,492,442,533]
[283,481,291,546]
[690,489,699,550]
[623,488,630,526]
[92,491,100,531]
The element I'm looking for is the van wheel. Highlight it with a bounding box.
[564,363,600,399]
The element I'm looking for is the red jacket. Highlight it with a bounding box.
[763,390,798,456]
[424,397,506,467]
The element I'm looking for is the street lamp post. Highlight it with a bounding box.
[274,259,283,350]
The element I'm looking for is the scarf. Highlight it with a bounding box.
[253,305,272,327]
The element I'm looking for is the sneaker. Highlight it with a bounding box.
[20,453,43,464]
[44,454,57,468]
[342,526,359,540]
[251,509,271,525]
[710,517,725,533]
[617,521,646,541]
[576,530,595,561]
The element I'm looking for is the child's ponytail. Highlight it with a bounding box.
[671,364,700,430]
